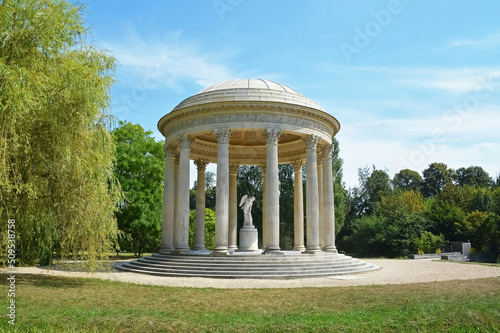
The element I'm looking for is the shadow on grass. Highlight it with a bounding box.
[0,273,87,289]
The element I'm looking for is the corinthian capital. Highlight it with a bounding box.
[194,159,208,171]
[303,135,321,150]
[291,159,305,172]
[229,163,240,174]
[163,142,176,157]
[265,128,282,144]
[214,128,231,144]
[177,135,193,150]
[322,144,334,158]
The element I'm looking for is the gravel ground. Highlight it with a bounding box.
[5,259,500,289]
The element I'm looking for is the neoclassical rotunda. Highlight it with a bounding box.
[159,79,339,254]
[118,79,379,278]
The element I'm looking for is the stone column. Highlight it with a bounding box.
[174,135,191,252]
[228,164,239,251]
[174,156,179,246]
[261,165,267,249]
[213,129,231,254]
[317,153,324,248]
[265,128,282,252]
[304,135,321,253]
[322,144,338,253]
[193,160,208,251]
[292,160,306,251]
[160,143,176,252]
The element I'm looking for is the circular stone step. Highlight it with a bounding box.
[116,251,379,279]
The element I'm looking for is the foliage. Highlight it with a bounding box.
[393,169,423,192]
[0,0,121,269]
[112,121,164,256]
[414,231,446,254]
[422,162,454,197]
[335,160,500,258]
[190,171,216,211]
[188,208,216,250]
[279,163,294,249]
[454,166,492,188]
[332,137,346,235]
[340,212,429,257]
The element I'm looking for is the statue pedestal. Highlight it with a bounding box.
[238,227,259,252]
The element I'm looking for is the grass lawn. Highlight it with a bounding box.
[0,273,499,332]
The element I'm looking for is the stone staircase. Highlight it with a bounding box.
[116,251,380,279]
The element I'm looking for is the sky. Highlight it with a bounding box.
[82,0,500,188]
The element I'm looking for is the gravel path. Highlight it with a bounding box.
[5,259,500,289]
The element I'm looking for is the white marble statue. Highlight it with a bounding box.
[239,195,256,228]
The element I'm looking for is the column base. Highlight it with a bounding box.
[212,246,229,255]
[159,246,175,254]
[228,245,238,251]
[323,246,338,254]
[171,249,192,255]
[305,246,322,253]
[192,245,207,251]
[211,250,229,256]
[264,249,285,256]
[293,245,306,251]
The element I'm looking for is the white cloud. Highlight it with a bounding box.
[321,65,500,94]
[446,33,500,49]
[336,106,500,188]
[102,29,239,92]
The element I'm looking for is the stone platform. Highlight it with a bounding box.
[116,251,379,279]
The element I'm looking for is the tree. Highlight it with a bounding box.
[191,171,216,210]
[454,166,492,188]
[113,122,164,256]
[332,138,346,235]
[365,169,392,214]
[426,198,466,241]
[189,208,216,250]
[0,0,121,269]
[393,169,423,192]
[422,162,454,197]
[279,164,294,249]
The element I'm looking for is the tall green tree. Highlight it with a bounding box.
[393,169,423,193]
[331,138,346,235]
[422,162,454,197]
[365,169,392,214]
[0,0,121,268]
[112,122,164,256]
[279,163,294,249]
[454,166,492,188]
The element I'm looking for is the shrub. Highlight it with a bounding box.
[413,231,446,254]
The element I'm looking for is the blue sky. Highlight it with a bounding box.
[83,0,500,188]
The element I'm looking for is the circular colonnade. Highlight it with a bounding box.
[157,79,340,255]
[118,79,381,278]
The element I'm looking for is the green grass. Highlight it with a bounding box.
[1,274,499,332]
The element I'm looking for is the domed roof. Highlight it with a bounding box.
[197,79,301,95]
[172,78,324,112]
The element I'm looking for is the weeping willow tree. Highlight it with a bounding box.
[0,0,122,270]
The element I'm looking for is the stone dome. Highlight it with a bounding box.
[158,79,340,165]
[172,78,324,112]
